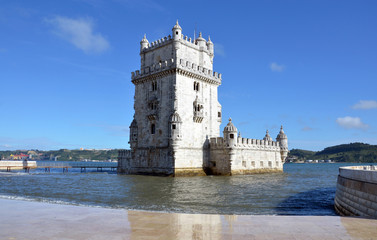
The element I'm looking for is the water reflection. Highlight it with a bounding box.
[127,210,223,239]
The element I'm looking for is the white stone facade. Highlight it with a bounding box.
[118,21,288,176]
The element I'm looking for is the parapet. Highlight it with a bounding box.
[131,57,222,85]
[141,35,173,53]
[132,58,176,80]
[210,137,281,150]
[177,58,221,84]
[140,33,213,57]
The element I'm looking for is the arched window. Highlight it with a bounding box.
[151,124,155,134]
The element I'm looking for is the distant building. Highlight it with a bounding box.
[118,21,288,176]
[10,153,29,160]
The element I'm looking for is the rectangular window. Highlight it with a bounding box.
[242,161,246,167]
[251,161,255,167]
[260,161,264,167]
[218,112,221,117]
[151,124,155,134]
[268,161,272,168]
[276,161,279,167]
[172,124,176,130]
[230,134,234,139]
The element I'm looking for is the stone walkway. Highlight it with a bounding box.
[1,199,376,240]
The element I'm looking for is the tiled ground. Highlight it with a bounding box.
[1,199,376,240]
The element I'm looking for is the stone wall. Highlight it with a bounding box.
[334,166,377,218]
[209,137,283,175]
[118,149,175,176]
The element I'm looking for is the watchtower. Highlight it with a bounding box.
[128,21,222,176]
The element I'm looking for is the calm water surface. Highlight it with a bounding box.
[0,162,371,215]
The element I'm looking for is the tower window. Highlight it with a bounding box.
[193,82,199,91]
[152,81,157,91]
[230,134,234,139]
[218,112,221,118]
[148,101,157,110]
[151,124,155,134]
[172,124,176,130]
[176,31,178,35]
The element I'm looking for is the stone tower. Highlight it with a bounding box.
[127,21,222,176]
[276,126,289,162]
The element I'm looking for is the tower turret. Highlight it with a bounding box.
[140,34,149,52]
[206,35,214,55]
[263,130,272,142]
[276,126,288,162]
[223,118,238,147]
[172,20,182,41]
[169,111,182,144]
[129,119,138,149]
[196,32,206,48]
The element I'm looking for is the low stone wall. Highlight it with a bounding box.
[0,160,37,170]
[335,165,377,218]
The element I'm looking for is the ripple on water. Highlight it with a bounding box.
[0,163,370,215]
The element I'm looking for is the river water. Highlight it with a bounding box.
[0,162,370,215]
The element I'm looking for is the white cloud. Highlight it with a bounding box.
[301,126,314,131]
[270,62,285,72]
[214,43,225,57]
[46,16,110,54]
[352,100,377,110]
[336,116,369,129]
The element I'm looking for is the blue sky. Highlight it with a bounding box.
[0,0,376,151]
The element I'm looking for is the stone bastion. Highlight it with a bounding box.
[335,165,377,218]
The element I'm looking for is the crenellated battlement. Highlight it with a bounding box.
[132,58,176,80]
[141,35,173,52]
[131,58,221,84]
[210,137,281,150]
[177,58,221,79]
[140,33,213,54]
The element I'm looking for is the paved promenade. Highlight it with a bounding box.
[0,199,376,240]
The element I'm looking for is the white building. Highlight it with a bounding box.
[118,21,288,176]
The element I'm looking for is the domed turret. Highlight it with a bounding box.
[140,34,149,52]
[276,126,287,143]
[263,130,272,142]
[172,20,182,41]
[276,125,288,162]
[206,35,214,55]
[223,118,238,147]
[169,111,182,143]
[196,32,206,48]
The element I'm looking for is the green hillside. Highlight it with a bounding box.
[289,142,377,163]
